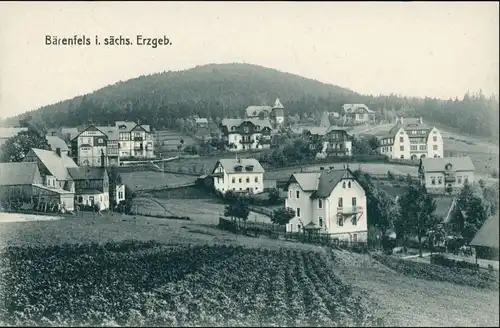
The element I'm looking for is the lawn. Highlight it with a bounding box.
[132,197,273,225]
[153,129,199,154]
[331,249,499,327]
[120,171,197,191]
[0,239,374,326]
[265,162,419,181]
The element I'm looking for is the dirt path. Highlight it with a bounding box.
[329,249,499,327]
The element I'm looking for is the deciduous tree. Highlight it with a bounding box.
[0,129,51,162]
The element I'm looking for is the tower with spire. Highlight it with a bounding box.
[271,98,285,125]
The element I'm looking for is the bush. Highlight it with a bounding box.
[430,254,479,271]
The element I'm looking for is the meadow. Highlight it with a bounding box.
[154,130,199,155]
[120,171,197,191]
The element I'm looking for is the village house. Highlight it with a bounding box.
[341,104,375,125]
[470,212,499,262]
[0,127,28,147]
[219,118,273,151]
[45,135,70,156]
[419,156,475,195]
[21,148,77,211]
[245,98,285,125]
[285,167,368,242]
[211,157,265,194]
[115,121,154,159]
[302,126,354,157]
[377,117,444,160]
[68,165,110,211]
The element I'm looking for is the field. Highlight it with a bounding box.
[0,240,374,326]
[0,215,498,326]
[264,162,418,181]
[154,130,199,154]
[132,197,272,224]
[120,171,197,191]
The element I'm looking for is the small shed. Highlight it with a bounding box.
[470,213,499,261]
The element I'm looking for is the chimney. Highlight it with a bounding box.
[55,148,61,157]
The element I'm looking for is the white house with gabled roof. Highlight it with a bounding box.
[419,156,475,195]
[211,157,265,194]
[377,117,444,160]
[285,167,368,242]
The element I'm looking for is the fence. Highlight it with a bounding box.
[134,182,196,193]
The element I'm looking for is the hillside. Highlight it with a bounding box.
[6,63,499,137]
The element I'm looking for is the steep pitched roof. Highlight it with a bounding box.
[306,126,350,137]
[95,126,119,141]
[29,148,78,181]
[216,158,265,174]
[67,167,106,180]
[220,118,272,131]
[0,162,39,186]
[0,127,28,139]
[470,213,499,248]
[45,136,69,151]
[245,106,272,117]
[61,127,79,141]
[273,98,284,109]
[114,121,151,133]
[387,117,433,138]
[421,156,475,172]
[287,168,356,198]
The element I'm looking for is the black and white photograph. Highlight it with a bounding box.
[0,1,499,326]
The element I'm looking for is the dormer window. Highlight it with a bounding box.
[445,163,452,171]
[348,181,351,188]
[119,125,126,129]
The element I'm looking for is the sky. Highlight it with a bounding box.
[0,1,498,119]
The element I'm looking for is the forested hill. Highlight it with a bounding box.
[6,63,500,137]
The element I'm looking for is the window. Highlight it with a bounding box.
[464,177,469,184]
[232,178,235,183]
[319,217,323,227]
[433,136,437,142]
[296,191,300,198]
[410,145,417,151]
[337,215,344,226]
[352,214,357,226]
[399,136,404,142]
[400,146,404,151]
[353,234,358,242]
[342,181,346,188]
[431,178,436,185]
[255,177,258,182]
[296,208,301,217]
[352,197,357,206]
[338,197,343,207]
[458,176,462,184]
[438,177,443,184]
[348,181,351,188]
[289,190,292,198]
[246,178,250,183]
[318,199,323,209]
[98,138,104,143]
[239,178,242,183]
[400,155,404,159]
[433,145,438,150]
[419,145,426,151]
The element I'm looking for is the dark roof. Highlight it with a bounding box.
[67,167,106,180]
[288,168,356,199]
[0,162,39,186]
[420,156,475,172]
[470,213,499,248]
[77,189,104,195]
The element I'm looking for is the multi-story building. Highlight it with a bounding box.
[68,165,110,211]
[285,167,368,242]
[219,118,273,151]
[341,104,375,125]
[115,121,154,159]
[211,157,265,194]
[245,98,285,126]
[377,117,444,160]
[303,126,354,157]
[70,125,109,167]
[419,156,475,195]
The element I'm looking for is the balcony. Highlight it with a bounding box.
[133,137,144,142]
[444,172,456,182]
[337,206,363,214]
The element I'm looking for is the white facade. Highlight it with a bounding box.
[285,173,368,242]
[115,184,126,204]
[419,157,475,195]
[75,129,108,167]
[75,192,109,211]
[226,133,271,152]
[212,158,265,194]
[378,121,444,160]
